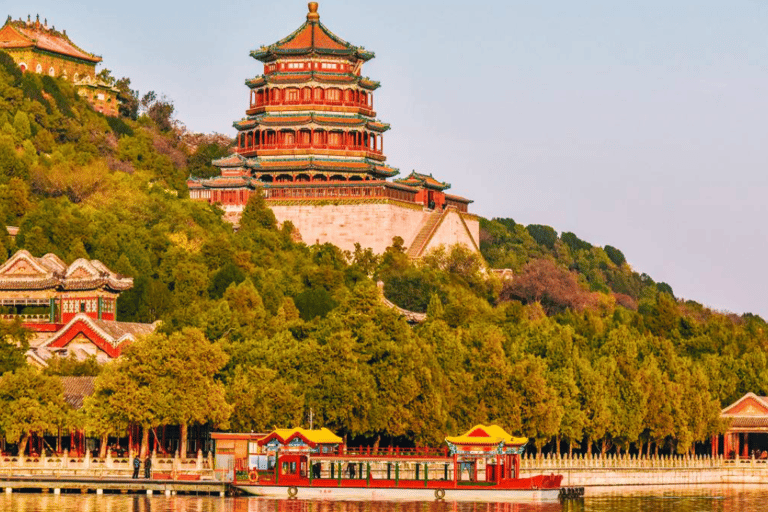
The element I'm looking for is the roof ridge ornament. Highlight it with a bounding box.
[307,2,320,22]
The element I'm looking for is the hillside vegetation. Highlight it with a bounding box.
[0,51,766,456]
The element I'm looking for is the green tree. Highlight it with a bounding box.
[604,245,626,266]
[151,328,231,456]
[0,367,68,456]
[0,318,30,374]
[526,224,558,250]
[12,111,31,140]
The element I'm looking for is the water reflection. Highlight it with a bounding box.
[0,495,563,512]
[4,486,768,512]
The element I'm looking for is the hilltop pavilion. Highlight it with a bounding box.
[188,2,479,258]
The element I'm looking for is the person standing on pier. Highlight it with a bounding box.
[133,455,141,479]
[144,454,152,479]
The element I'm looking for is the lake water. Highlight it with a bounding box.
[2,485,766,512]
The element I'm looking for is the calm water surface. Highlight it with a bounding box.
[2,485,766,512]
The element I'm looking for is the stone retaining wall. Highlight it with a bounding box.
[520,453,768,486]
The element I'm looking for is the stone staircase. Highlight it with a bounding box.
[406,209,446,258]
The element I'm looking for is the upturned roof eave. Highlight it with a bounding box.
[249,17,375,63]
[3,20,102,63]
[246,73,381,90]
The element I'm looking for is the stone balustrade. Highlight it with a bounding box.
[519,452,768,470]
[520,452,768,486]
[0,449,216,480]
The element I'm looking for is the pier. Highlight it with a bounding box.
[0,450,229,496]
[0,476,227,496]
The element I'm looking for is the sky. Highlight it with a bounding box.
[6,0,768,318]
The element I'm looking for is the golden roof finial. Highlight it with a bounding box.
[307,2,320,22]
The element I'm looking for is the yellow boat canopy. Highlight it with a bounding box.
[258,427,342,447]
[445,424,528,447]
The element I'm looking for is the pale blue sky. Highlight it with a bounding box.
[6,1,768,317]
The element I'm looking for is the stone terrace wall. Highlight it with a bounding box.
[422,211,479,255]
[521,453,768,486]
[270,201,427,254]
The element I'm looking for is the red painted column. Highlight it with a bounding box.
[743,433,750,458]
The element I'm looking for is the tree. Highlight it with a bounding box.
[115,77,139,120]
[86,328,230,458]
[97,68,116,86]
[157,329,231,456]
[44,354,102,377]
[188,142,231,179]
[604,245,626,266]
[500,259,596,314]
[0,367,68,456]
[526,224,558,250]
[0,318,30,374]
[239,191,277,232]
[12,111,31,140]
[561,232,592,253]
[226,367,304,432]
[140,91,175,132]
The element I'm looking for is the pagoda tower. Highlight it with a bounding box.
[189,3,480,257]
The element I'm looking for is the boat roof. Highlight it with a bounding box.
[445,424,528,446]
[259,427,342,447]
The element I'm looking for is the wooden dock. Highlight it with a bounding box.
[0,476,229,496]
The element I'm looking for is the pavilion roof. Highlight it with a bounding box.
[0,250,132,292]
[235,112,389,132]
[0,16,101,63]
[44,313,158,358]
[246,72,380,90]
[212,153,248,169]
[243,156,398,177]
[60,376,96,409]
[250,4,374,63]
[722,392,768,417]
[395,171,451,191]
[445,424,528,447]
[258,427,342,447]
[445,193,474,205]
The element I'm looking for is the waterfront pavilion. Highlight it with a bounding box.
[715,392,768,459]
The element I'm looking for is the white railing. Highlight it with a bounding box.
[519,452,768,470]
[0,314,50,322]
[0,450,216,480]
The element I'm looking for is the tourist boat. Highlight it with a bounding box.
[227,425,571,501]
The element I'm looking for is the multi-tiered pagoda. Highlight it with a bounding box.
[189,3,479,257]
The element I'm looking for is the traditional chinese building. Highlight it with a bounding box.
[715,392,768,459]
[188,3,479,257]
[0,14,119,116]
[0,250,157,366]
[445,425,528,482]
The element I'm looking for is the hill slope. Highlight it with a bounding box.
[0,50,766,456]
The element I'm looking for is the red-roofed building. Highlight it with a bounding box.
[715,393,768,459]
[0,249,157,367]
[188,3,479,258]
[0,14,120,116]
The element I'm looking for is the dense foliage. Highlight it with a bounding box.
[0,52,766,458]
